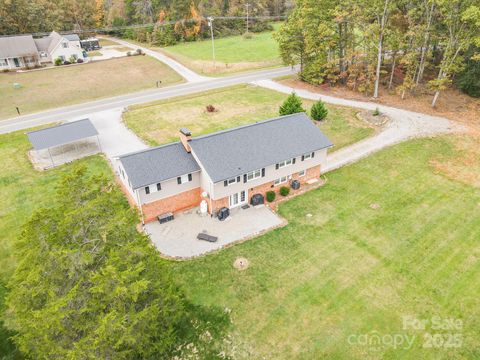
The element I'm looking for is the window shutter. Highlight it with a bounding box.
[241,191,245,202]
[275,163,279,170]
[243,174,247,183]
[188,173,192,182]
[177,177,181,184]
[301,155,305,161]
[157,183,161,191]
[145,186,150,194]
[224,180,228,187]
[311,151,315,158]
[261,168,265,177]
[237,176,240,182]
[292,158,296,164]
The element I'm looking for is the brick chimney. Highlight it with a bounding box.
[179,128,192,152]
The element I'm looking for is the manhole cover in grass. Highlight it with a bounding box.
[233,257,249,270]
[370,203,381,210]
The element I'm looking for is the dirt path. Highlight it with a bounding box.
[253,79,465,172]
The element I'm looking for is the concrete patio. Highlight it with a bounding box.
[145,205,285,258]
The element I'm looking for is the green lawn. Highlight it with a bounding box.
[0,129,113,358]
[169,135,480,359]
[0,56,183,119]
[98,38,119,46]
[124,84,374,148]
[160,24,282,75]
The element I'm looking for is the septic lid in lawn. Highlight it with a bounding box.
[370,203,381,210]
[233,257,249,270]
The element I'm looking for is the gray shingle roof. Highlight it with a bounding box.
[190,113,333,183]
[64,34,80,42]
[27,119,98,151]
[119,143,201,189]
[0,35,38,58]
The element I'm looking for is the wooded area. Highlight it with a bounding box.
[276,0,480,106]
[0,0,291,35]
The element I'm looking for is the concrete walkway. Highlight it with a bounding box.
[110,37,211,83]
[69,108,148,161]
[252,79,465,172]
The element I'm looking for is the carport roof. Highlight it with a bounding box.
[27,119,98,151]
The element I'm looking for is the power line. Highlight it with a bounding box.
[0,15,287,38]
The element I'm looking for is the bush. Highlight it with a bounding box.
[311,100,328,121]
[279,93,306,116]
[54,58,62,66]
[76,58,83,63]
[243,32,253,40]
[266,191,276,202]
[63,61,71,65]
[69,55,77,63]
[206,104,216,113]
[280,186,290,197]
[373,107,380,116]
[135,48,143,55]
[457,50,480,98]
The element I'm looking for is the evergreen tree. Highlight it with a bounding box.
[279,93,306,116]
[4,165,187,359]
[310,100,328,121]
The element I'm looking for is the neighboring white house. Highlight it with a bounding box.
[0,35,40,70]
[0,32,85,70]
[34,32,84,64]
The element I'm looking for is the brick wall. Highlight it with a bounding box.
[142,187,202,223]
[210,164,322,213]
[116,176,138,208]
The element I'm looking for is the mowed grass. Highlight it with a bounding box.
[0,56,183,119]
[98,38,119,46]
[124,85,374,148]
[0,129,114,357]
[170,136,480,359]
[161,24,282,75]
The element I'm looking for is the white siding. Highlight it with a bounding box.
[50,40,84,63]
[137,171,201,204]
[211,149,328,200]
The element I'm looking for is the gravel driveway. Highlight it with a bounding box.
[253,79,465,172]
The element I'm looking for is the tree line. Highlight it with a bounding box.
[0,0,291,35]
[275,0,480,105]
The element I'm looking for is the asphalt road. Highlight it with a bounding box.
[0,66,297,134]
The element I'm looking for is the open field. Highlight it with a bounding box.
[124,84,374,148]
[98,38,119,46]
[0,56,183,119]
[170,135,480,359]
[160,24,282,75]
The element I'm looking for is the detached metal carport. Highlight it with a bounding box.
[27,119,102,169]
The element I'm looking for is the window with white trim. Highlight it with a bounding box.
[227,177,237,185]
[0,59,8,67]
[247,169,261,182]
[177,173,192,184]
[274,176,288,186]
[303,153,312,160]
[62,42,68,48]
[277,158,293,169]
[298,170,306,177]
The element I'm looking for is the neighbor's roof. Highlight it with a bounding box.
[64,34,80,41]
[27,119,98,151]
[0,35,38,58]
[46,31,63,53]
[119,143,201,189]
[33,37,52,52]
[190,113,333,182]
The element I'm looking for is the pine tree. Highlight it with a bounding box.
[310,100,328,121]
[279,93,306,116]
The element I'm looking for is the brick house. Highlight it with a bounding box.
[117,113,333,223]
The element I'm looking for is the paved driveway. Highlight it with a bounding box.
[145,205,285,259]
[253,80,465,172]
[70,108,148,161]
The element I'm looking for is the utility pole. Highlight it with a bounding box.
[245,3,251,34]
[207,16,216,70]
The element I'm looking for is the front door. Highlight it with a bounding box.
[13,58,20,67]
[229,190,247,208]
